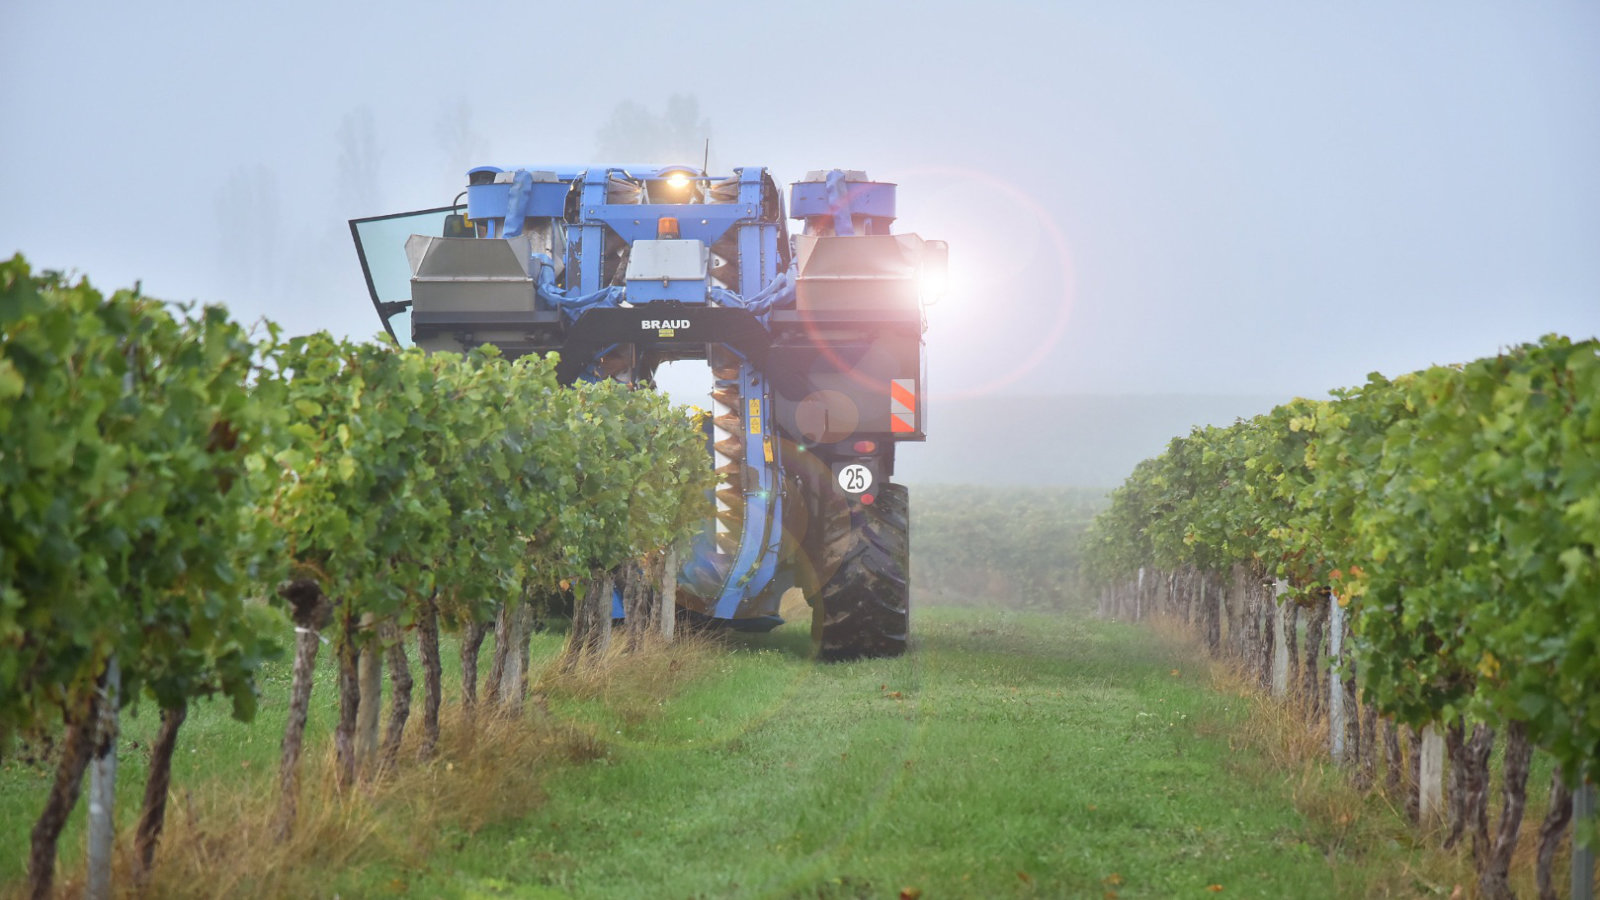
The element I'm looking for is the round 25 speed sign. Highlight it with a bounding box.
[837,464,873,494]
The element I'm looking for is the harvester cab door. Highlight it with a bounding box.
[349,205,465,347]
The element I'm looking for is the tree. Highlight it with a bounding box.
[435,98,488,181]
[594,94,710,164]
[213,164,281,293]
[337,106,383,217]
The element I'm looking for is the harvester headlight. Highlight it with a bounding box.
[654,168,699,203]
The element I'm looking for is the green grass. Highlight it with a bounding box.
[394,610,1421,899]
[1,609,1445,898]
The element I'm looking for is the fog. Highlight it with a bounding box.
[3,1,1597,407]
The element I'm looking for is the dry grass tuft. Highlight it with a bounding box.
[119,709,574,899]
[1190,633,1580,899]
[41,634,727,900]
[1142,614,1479,898]
[541,630,721,709]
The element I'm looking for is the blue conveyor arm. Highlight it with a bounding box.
[531,254,626,322]
[532,253,797,322]
[707,265,797,318]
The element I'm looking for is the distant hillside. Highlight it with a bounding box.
[896,393,1292,488]
[912,485,1106,611]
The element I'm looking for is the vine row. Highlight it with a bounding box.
[1083,335,1597,899]
[0,255,714,895]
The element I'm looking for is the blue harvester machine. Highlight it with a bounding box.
[352,165,944,659]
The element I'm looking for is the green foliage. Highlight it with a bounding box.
[0,255,284,736]
[264,335,468,640]
[0,251,714,741]
[543,379,712,580]
[1365,341,1599,773]
[1083,336,1600,783]
[257,332,711,649]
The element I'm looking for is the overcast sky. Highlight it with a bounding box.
[3,1,1596,403]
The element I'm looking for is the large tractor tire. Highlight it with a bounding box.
[811,482,910,661]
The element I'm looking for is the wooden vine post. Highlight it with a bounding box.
[1271,581,1289,698]
[1329,593,1346,764]
[1418,726,1445,826]
[85,657,119,900]
[660,549,678,642]
[355,613,382,775]
[1577,780,1596,900]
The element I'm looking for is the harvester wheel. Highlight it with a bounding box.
[812,482,910,661]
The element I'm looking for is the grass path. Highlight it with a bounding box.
[398,608,1409,899]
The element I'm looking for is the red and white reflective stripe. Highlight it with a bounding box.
[890,378,916,433]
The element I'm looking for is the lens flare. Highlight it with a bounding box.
[895,165,1079,400]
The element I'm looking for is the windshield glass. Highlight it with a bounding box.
[349,206,459,347]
